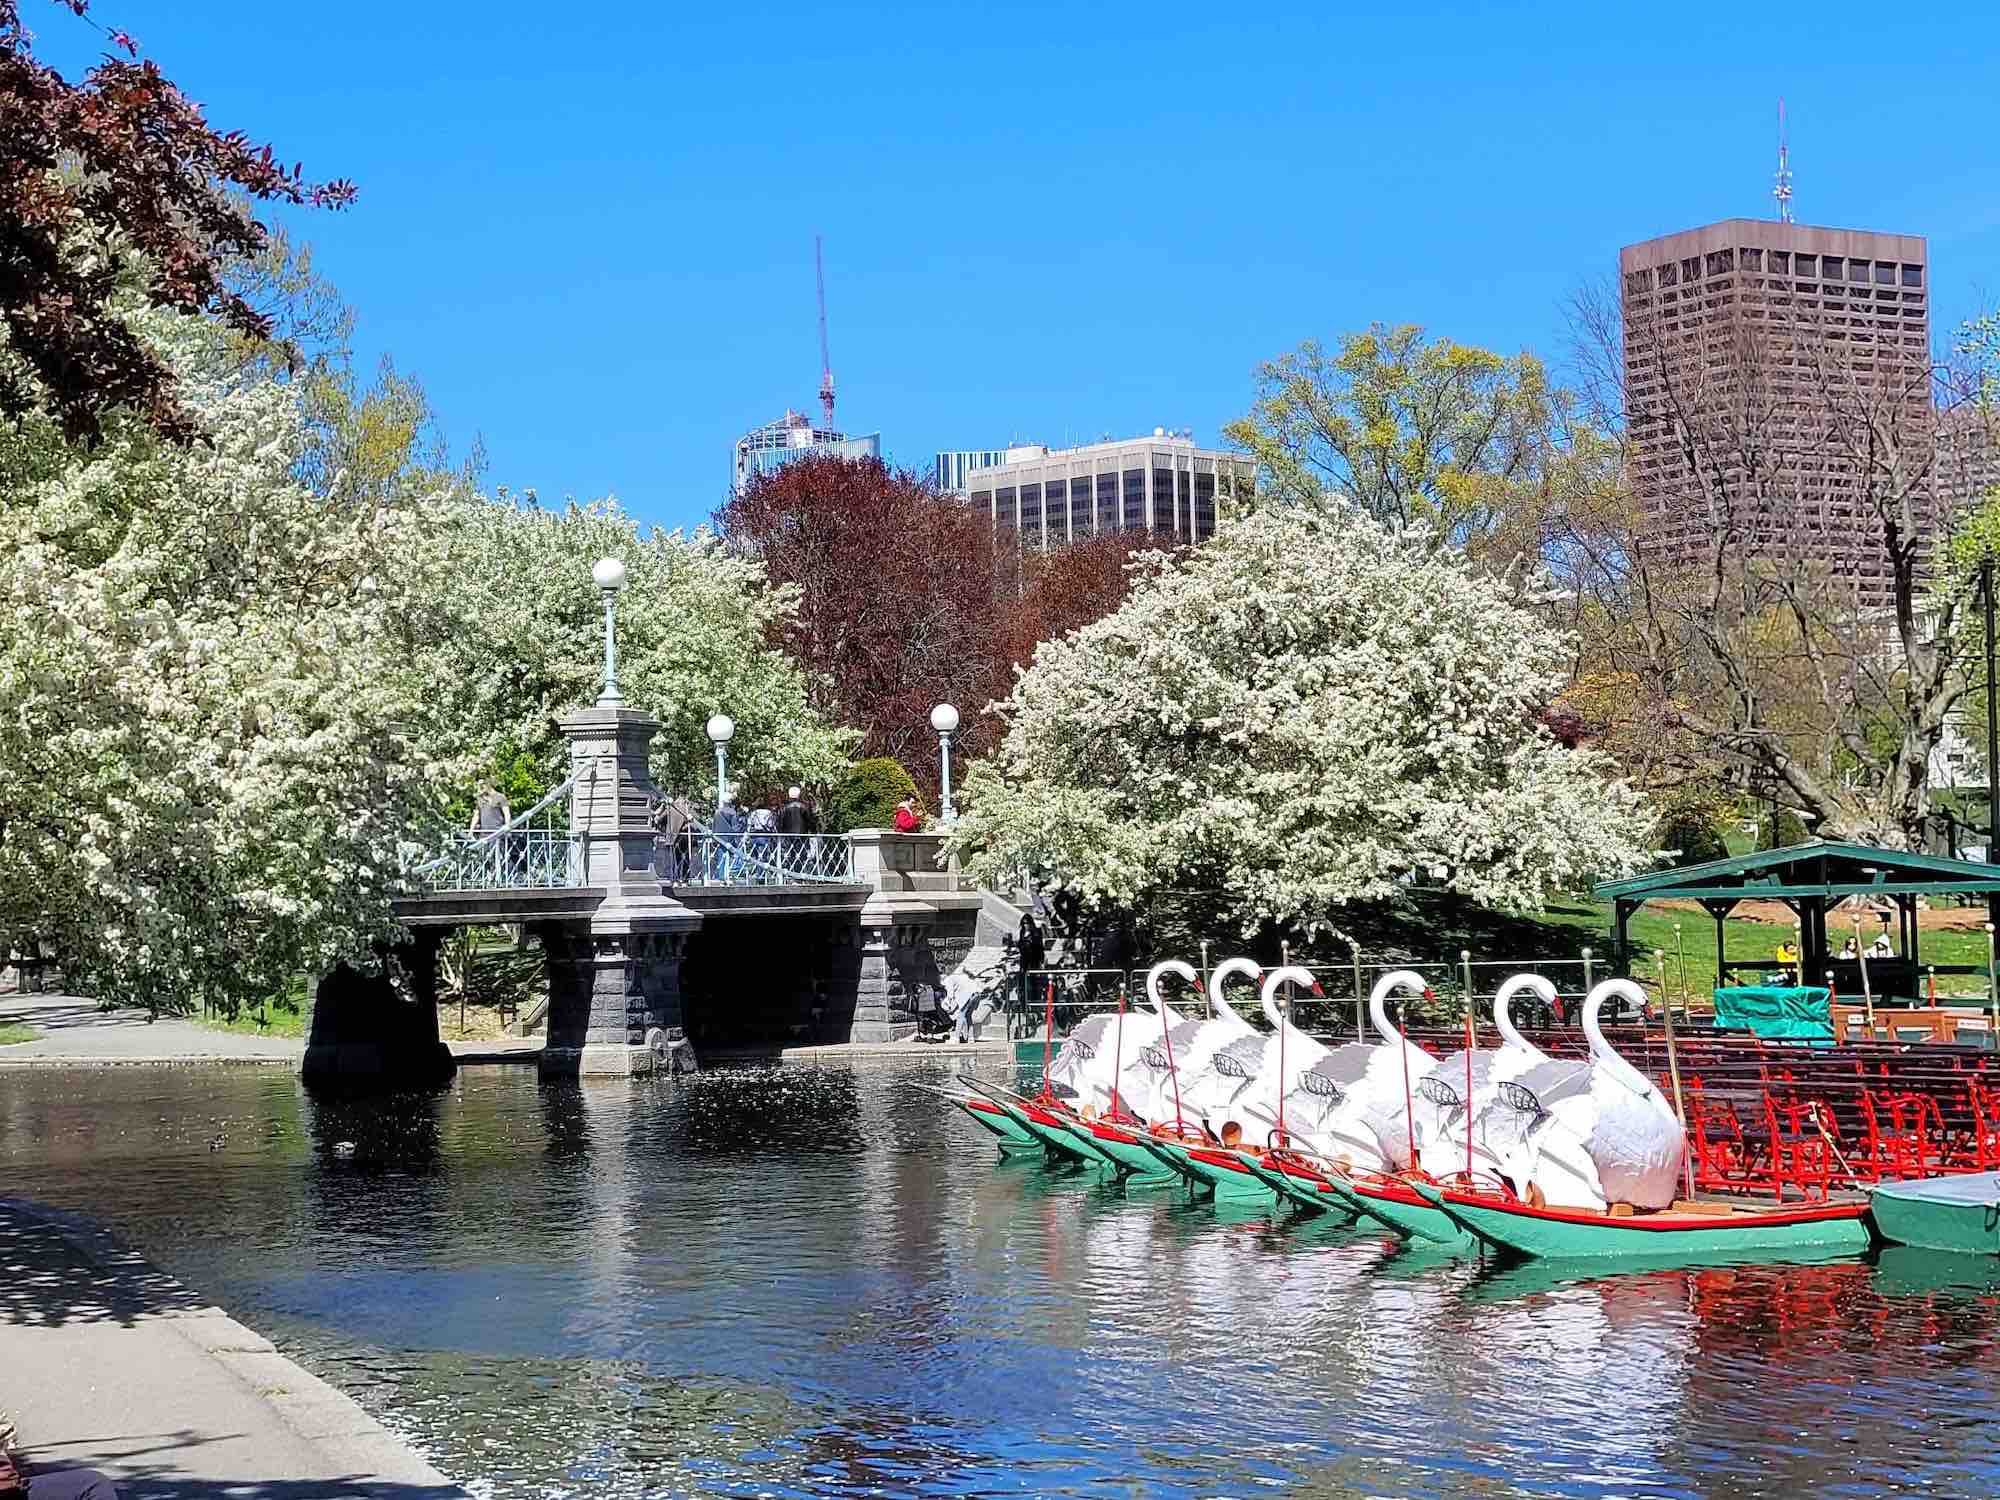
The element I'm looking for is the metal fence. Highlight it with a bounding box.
[412,828,584,891]
[670,831,857,887]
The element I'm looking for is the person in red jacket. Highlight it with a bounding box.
[892,796,921,833]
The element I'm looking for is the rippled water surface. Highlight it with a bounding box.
[6,1061,2000,1497]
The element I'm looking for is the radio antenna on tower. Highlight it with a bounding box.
[814,235,836,432]
[1773,98,1794,224]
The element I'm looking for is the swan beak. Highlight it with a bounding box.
[1421,987,1436,1000]
[1309,982,1325,996]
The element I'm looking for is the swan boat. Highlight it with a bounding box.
[1407,978,1871,1261]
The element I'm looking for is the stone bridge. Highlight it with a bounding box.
[303,695,1003,1086]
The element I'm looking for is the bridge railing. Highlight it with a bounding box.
[408,775,582,891]
[668,830,856,887]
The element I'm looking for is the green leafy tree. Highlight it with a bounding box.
[1223,324,1563,547]
[823,758,920,833]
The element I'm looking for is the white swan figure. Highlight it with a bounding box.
[1049,960,1189,1117]
[1202,966,1324,1141]
[1412,973,1556,1181]
[1135,956,1260,1127]
[1224,968,1336,1144]
[1110,959,1200,1118]
[1497,978,1686,1211]
[1282,969,1436,1171]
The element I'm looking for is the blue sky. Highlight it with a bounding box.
[39,2,2000,530]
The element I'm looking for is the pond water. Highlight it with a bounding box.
[4,1060,2000,1498]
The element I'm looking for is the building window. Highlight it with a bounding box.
[1741,248,1762,271]
[1794,254,1817,278]
[1020,484,1042,546]
[1097,472,1118,530]
[1706,250,1734,277]
[1822,256,1845,281]
[1769,251,1790,275]
[1070,482,1091,537]
[1903,263,1923,287]
[1193,470,1217,540]
[1624,269,1653,295]
[996,487,1016,531]
[1122,470,1145,530]
[1681,256,1701,283]
[1153,469,1176,532]
[971,489,992,520]
[1658,261,1679,287]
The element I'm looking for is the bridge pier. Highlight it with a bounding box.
[536,700,702,1076]
[537,917,698,1076]
[301,929,456,1090]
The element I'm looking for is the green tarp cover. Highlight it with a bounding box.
[1712,985,1834,1040]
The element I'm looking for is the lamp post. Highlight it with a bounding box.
[706,714,734,820]
[591,557,626,706]
[931,702,960,821]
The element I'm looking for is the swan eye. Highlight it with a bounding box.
[1139,1045,1170,1069]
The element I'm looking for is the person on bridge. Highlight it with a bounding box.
[776,787,808,873]
[653,793,693,882]
[748,794,779,881]
[470,782,511,836]
[893,796,922,834]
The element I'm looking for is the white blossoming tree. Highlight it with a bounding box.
[412,495,855,816]
[0,312,452,1014]
[947,508,1652,932]
[2,307,855,1015]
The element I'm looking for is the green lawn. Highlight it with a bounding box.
[1324,891,1996,1004]
[194,977,309,1039]
[0,1023,42,1045]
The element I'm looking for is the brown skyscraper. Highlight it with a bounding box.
[1618,219,1932,606]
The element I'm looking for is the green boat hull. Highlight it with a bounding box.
[1140,1139,1272,1200]
[1229,1152,1358,1221]
[1314,1173,1470,1249]
[1349,1181,1475,1251]
[958,1097,1042,1154]
[1418,1184,1873,1262]
[1870,1172,2000,1256]
[1061,1121,1181,1182]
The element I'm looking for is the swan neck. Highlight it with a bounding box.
[1585,986,1655,1097]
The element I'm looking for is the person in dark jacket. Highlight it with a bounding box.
[1015,914,1046,1018]
[776,786,808,872]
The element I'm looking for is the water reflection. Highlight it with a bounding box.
[4,1062,2000,1497]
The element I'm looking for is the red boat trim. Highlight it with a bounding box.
[1187,1148,1257,1176]
[1436,1188,1866,1231]
[1085,1120,1142,1143]
[965,1098,1006,1118]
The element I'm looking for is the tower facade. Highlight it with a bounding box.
[1619,219,1931,606]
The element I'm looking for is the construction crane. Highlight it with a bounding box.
[815,234,836,432]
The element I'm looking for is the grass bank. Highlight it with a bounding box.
[0,1023,42,1045]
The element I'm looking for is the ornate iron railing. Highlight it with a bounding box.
[668,827,857,886]
[409,775,583,891]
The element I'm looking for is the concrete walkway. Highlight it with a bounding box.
[0,1198,463,1499]
[0,996,302,1067]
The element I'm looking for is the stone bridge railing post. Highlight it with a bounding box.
[541,703,702,1076]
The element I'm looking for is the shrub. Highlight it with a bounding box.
[824,757,919,833]
[1659,806,1728,867]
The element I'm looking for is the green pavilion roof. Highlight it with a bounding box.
[1593,839,2000,906]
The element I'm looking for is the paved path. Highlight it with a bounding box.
[0,995,301,1066]
[0,1198,463,1499]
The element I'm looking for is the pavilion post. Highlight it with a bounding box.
[1613,901,1632,976]
[1906,894,1920,983]
[1712,907,1725,991]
